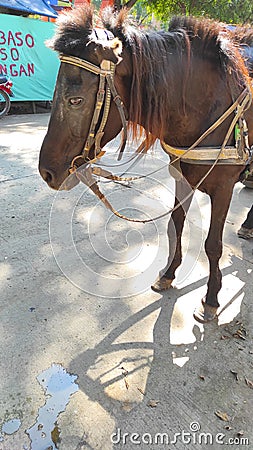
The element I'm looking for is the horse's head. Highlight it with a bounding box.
[39,7,131,190]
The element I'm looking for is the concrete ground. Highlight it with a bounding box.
[0,113,253,450]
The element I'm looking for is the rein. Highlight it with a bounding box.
[60,53,252,224]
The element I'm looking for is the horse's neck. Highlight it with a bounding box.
[156,59,233,146]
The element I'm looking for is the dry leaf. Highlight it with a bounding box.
[199,375,205,381]
[232,322,247,340]
[245,377,253,389]
[137,387,145,396]
[233,330,246,340]
[221,335,230,340]
[230,370,239,381]
[120,366,128,376]
[215,410,230,422]
[122,402,134,412]
[120,366,129,389]
[147,399,159,408]
[51,425,61,447]
[237,430,244,436]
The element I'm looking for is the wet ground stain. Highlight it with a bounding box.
[0,418,21,441]
[26,363,79,450]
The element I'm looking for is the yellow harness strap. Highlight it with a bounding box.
[161,143,249,165]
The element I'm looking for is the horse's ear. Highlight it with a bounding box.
[94,38,123,64]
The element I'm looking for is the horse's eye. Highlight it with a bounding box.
[69,97,83,106]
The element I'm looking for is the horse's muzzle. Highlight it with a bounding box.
[39,165,79,191]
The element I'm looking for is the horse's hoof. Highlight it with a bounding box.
[242,175,253,189]
[193,298,218,323]
[151,277,173,292]
[237,226,253,240]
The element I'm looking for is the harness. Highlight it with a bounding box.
[162,87,251,159]
[59,38,253,223]
[162,88,253,181]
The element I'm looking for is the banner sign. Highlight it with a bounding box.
[0,14,59,101]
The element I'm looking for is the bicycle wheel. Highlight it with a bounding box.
[0,90,11,117]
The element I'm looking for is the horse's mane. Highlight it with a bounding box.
[227,26,253,77]
[230,25,253,46]
[49,6,251,143]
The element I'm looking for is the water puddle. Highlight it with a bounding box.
[0,418,21,442]
[26,363,79,450]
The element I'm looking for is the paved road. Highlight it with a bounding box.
[0,113,253,450]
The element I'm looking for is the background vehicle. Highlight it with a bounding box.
[0,76,13,118]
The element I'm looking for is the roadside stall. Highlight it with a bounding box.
[0,0,115,111]
[0,0,59,107]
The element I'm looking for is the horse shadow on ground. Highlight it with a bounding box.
[68,247,253,450]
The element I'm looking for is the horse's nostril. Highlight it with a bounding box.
[40,168,54,185]
[45,171,52,184]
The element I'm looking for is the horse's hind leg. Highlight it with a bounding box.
[152,178,193,292]
[237,204,253,239]
[194,183,235,323]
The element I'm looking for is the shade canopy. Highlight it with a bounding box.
[0,0,57,17]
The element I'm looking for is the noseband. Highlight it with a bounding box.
[59,52,128,174]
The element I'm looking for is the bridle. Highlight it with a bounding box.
[59,53,128,174]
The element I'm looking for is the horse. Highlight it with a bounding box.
[238,204,253,239]
[230,26,253,239]
[39,6,253,323]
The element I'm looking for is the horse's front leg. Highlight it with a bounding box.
[152,178,193,292]
[194,183,235,323]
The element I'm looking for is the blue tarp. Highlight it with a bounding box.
[0,14,59,101]
[0,0,57,17]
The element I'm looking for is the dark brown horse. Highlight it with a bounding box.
[230,26,253,238]
[39,6,253,322]
[238,204,253,238]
